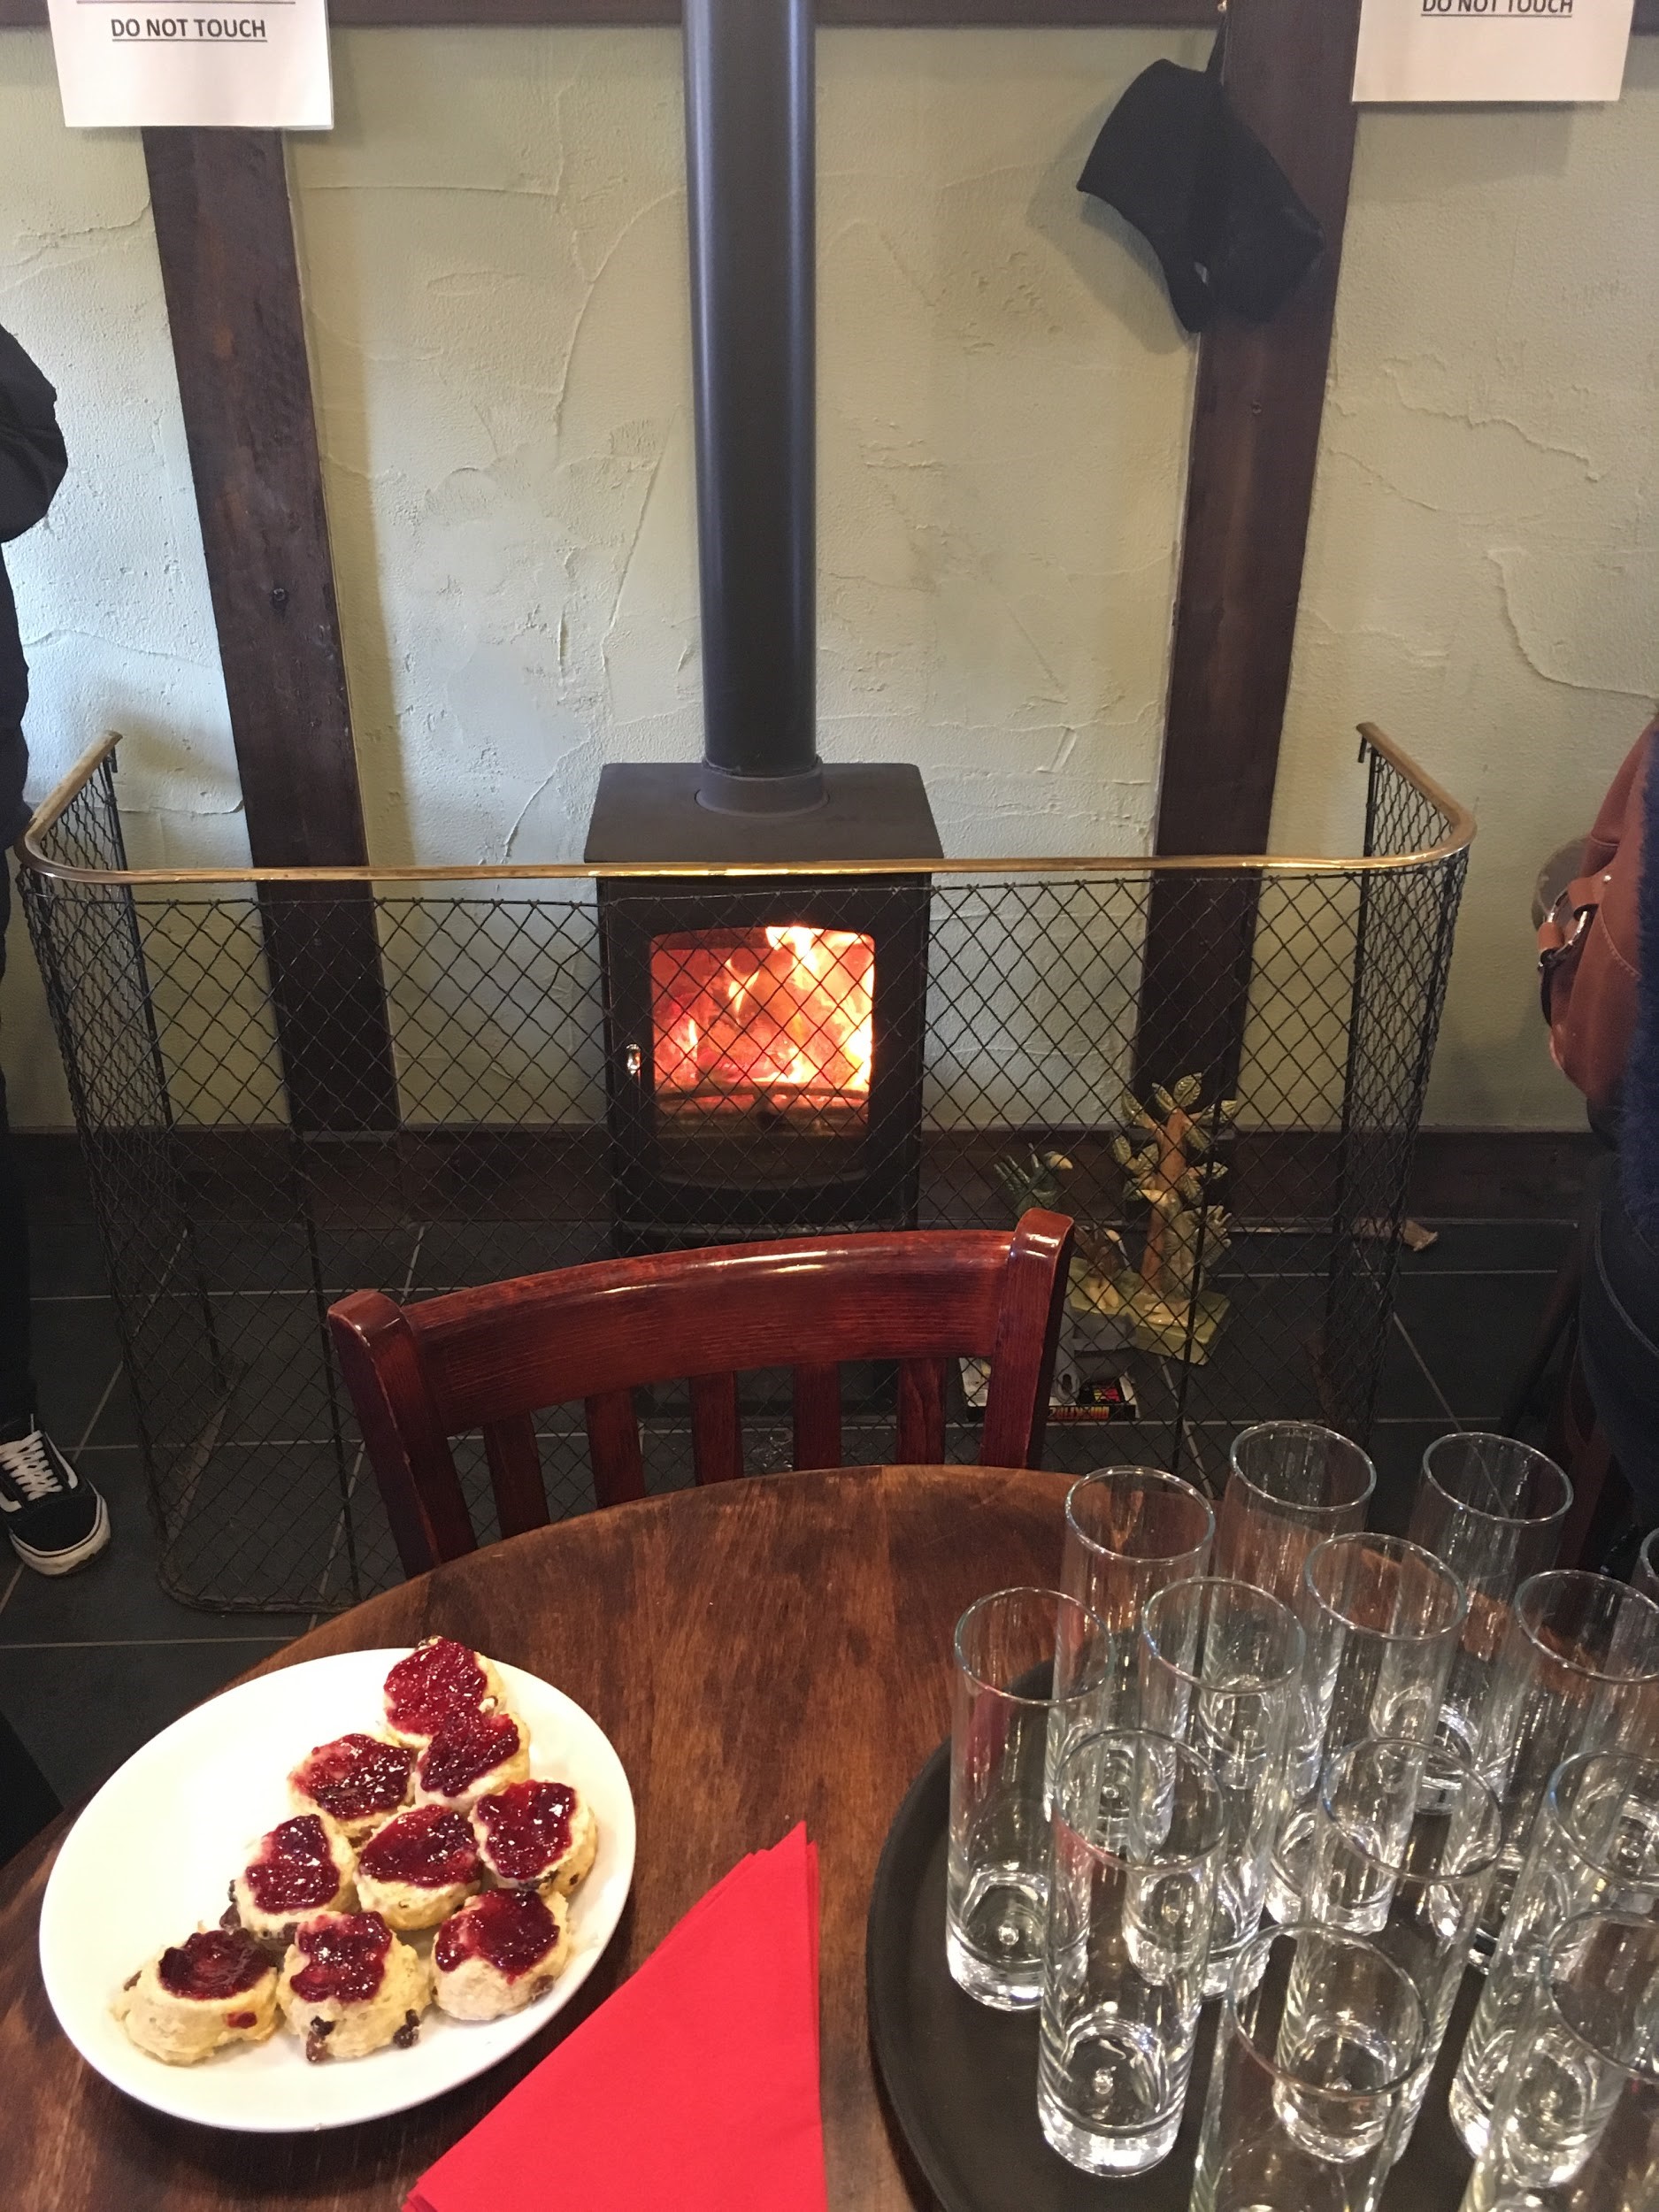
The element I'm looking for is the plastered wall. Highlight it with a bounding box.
[2,24,1655,1131]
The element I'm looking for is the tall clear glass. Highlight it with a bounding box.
[1471,1568,1659,1950]
[1461,1912,1659,2212]
[1038,1729,1223,2175]
[1303,1734,1501,2160]
[948,1586,1109,2009]
[1217,1422,1375,1610]
[1449,1746,1659,2157]
[1062,1469,1213,1730]
[1268,1532,1467,1922]
[1408,1432,1571,1763]
[1139,1576,1304,1996]
[1189,1923,1424,2212]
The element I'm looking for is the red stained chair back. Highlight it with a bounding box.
[328,1210,1074,1578]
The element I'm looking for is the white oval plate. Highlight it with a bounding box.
[38,1648,636,2132]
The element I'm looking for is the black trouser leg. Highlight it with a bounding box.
[0,864,32,1435]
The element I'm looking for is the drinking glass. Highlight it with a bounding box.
[1038,1729,1223,2175]
[1140,1576,1305,1996]
[948,1586,1110,2008]
[1302,1733,1501,2160]
[1216,1422,1375,1609]
[1267,1532,1467,1921]
[1189,1923,1424,2212]
[1450,1746,1659,2157]
[1634,1523,1659,1603]
[1408,1432,1571,1763]
[1062,1469,1213,1730]
[1461,1911,1659,2212]
[1471,1568,1659,1951]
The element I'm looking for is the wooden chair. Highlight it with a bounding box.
[328,1209,1075,1578]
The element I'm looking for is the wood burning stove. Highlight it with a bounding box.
[585,0,941,1247]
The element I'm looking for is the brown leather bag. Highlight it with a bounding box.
[1538,721,1655,1119]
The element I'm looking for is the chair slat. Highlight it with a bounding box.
[981,1211,1074,1468]
[690,1371,743,1484]
[792,1362,842,1471]
[897,1356,947,1464]
[484,1413,550,1540]
[585,1389,645,1508]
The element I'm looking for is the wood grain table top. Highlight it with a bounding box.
[0,1463,1071,2211]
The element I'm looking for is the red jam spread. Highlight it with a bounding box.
[288,1914,392,2006]
[295,1733,412,1824]
[383,1640,488,1740]
[419,1710,521,1801]
[476,1781,577,1882]
[157,1928,269,2003]
[242,1816,343,1916]
[359,1805,479,1891]
[434,1890,560,1983]
[226,2010,257,2030]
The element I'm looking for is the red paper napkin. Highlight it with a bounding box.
[406,1824,827,2212]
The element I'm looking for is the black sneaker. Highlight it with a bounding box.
[0,1426,111,1576]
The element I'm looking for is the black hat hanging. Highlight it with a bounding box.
[1077,23,1324,335]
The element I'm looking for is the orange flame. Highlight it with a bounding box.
[650,926,875,1116]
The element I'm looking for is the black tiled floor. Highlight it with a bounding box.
[0,1204,1571,1816]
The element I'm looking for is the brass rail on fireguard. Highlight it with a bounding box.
[14,721,1474,887]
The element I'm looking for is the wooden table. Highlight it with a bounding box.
[0,1463,1069,2211]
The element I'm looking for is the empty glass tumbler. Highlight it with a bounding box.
[1216,1422,1375,1610]
[1450,1746,1659,2157]
[1471,1569,1659,1951]
[1139,1576,1304,1997]
[1407,1432,1571,1763]
[1062,1469,1214,1729]
[1302,1734,1501,2161]
[1268,1532,1467,1922]
[1039,1729,1224,2175]
[947,1586,1110,2009]
[1460,1911,1659,2212]
[1189,1922,1424,2212]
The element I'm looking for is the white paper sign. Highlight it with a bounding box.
[1355,0,1635,104]
[47,0,333,129]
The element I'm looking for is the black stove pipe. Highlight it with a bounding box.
[684,0,825,817]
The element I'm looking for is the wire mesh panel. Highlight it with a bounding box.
[19,733,1469,1612]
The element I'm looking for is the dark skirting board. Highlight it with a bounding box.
[865,1738,1479,2212]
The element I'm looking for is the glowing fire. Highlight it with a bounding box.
[650,925,875,1119]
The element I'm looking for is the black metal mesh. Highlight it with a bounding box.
[20,738,1467,1611]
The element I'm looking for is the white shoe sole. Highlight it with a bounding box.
[10,1493,111,1578]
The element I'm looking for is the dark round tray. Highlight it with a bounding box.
[865,1737,1479,2212]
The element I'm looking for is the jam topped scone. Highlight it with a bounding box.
[382,1640,512,1748]
[114,1926,279,2066]
[232,1813,356,1949]
[432,1887,570,2022]
[413,1709,529,1814]
[473,1780,597,1898]
[355,1805,480,1931]
[288,1733,414,1845]
[277,1911,428,2062]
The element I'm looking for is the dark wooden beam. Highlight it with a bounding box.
[1138,0,1363,1094]
[144,129,397,1132]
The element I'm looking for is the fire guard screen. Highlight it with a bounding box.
[20,726,1471,1613]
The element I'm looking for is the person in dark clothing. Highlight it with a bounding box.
[0,322,111,1573]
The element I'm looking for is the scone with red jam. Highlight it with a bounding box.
[354,1804,480,1932]
[114,1927,279,2065]
[432,1888,571,2022]
[277,1910,428,2062]
[288,1732,414,1845]
[412,1709,530,1815]
[382,1639,514,1749]
[472,1780,598,1899]
[231,1812,356,1951]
